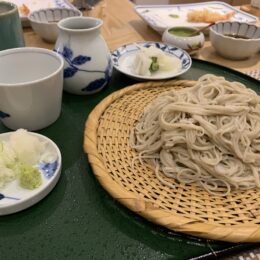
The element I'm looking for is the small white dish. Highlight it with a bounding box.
[28,8,82,43]
[111,42,192,81]
[135,1,258,34]
[0,131,62,215]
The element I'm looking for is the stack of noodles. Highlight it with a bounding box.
[130,74,260,196]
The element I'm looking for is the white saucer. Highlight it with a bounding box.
[111,42,192,81]
[0,132,62,215]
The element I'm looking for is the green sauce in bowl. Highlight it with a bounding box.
[168,27,198,37]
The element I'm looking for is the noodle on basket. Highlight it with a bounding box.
[130,74,260,196]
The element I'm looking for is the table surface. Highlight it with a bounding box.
[1,59,260,260]
[23,0,260,74]
[2,1,260,259]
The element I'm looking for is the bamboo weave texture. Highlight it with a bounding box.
[84,80,260,243]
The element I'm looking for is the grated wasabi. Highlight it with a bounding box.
[17,163,42,190]
[0,129,56,190]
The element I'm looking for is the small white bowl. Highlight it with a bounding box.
[210,21,260,60]
[162,26,205,55]
[0,131,62,215]
[28,8,82,43]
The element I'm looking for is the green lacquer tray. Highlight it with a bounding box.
[0,60,259,260]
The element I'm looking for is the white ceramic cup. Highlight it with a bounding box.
[0,47,64,131]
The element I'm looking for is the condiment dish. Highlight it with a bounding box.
[111,42,192,81]
[28,8,82,43]
[162,26,205,55]
[0,131,62,215]
[210,21,260,60]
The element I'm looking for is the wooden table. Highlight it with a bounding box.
[24,0,260,75]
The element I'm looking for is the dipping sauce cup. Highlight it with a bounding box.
[0,47,64,131]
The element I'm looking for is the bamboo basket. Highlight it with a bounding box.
[84,80,260,243]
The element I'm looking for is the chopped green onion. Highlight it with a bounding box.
[149,57,159,72]
[169,14,179,18]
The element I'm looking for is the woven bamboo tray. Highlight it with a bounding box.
[84,80,260,243]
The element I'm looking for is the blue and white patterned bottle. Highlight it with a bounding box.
[55,17,113,95]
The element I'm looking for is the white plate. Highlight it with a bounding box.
[0,132,62,215]
[8,0,76,26]
[135,1,259,34]
[111,42,192,81]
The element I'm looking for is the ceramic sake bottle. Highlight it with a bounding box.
[54,17,113,95]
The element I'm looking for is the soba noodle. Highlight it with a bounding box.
[130,74,260,196]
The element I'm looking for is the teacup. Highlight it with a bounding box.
[0,47,64,131]
[0,1,25,51]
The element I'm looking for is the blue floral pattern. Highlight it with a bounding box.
[0,111,10,119]
[38,160,59,179]
[81,57,113,92]
[57,46,93,78]
[0,193,19,201]
[55,45,112,92]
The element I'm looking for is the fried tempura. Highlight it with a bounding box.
[19,4,30,16]
[187,9,235,23]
